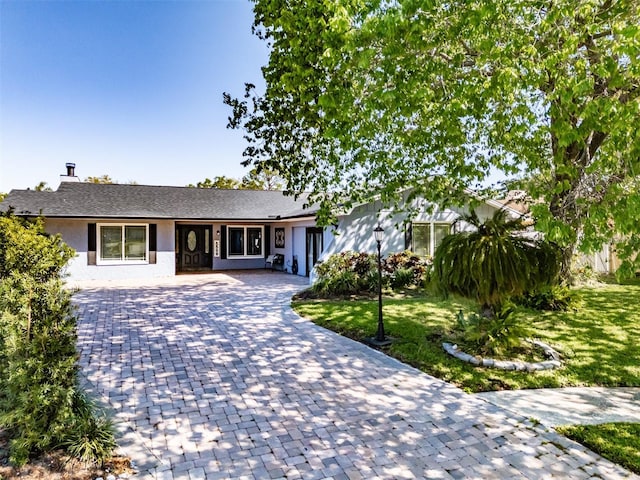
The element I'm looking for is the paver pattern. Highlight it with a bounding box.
[74,273,638,480]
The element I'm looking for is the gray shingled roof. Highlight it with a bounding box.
[0,182,317,220]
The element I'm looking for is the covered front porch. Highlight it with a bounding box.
[174,221,326,277]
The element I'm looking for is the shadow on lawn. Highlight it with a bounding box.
[296,284,640,392]
[533,284,640,387]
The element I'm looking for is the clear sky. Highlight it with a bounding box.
[0,0,268,193]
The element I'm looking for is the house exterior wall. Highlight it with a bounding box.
[45,218,175,281]
[44,218,322,281]
[39,196,512,282]
[174,220,318,274]
[269,219,318,276]
[292,226,307,277]
[321,199,488,260]
[209,219,320,276]
[172,221,268,271]
[306,197,510,282]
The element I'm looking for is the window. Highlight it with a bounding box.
[228,228,244,256]
[247,228,262,255]
[97,224,148,264]
[227,226,263,258]
[412,223,451,257]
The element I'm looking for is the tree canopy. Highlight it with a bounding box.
[83,175,138,185]
[34,181,52,192]
[241,166,285,190]
[187,176,241,189]
[188,168,284,190]
[84,175,115,184]
[226,0,640,278]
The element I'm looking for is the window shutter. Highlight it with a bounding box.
[149,224,157,264]
[220,225,227,259]
[88,223,96,251]
[149,224,157,251]
[88,223,96,265]
[404,222,412,251]
[264,225,271,258]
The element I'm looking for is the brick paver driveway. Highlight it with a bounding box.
[74,273,637,480]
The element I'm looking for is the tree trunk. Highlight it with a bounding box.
[558,244,575,285]
[549,186,581,285]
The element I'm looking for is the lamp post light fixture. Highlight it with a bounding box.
[368,224,391,347]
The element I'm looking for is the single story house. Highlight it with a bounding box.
[1,164,521,282]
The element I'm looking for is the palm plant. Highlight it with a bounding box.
[433,209,560,317]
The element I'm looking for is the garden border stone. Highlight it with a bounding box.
[442,340,562,371]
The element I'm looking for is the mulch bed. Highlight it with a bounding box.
[0,430,135,480]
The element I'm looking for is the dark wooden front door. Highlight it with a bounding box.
[177,226,212,271]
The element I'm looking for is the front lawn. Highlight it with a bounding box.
[556,423,640,475]
[292,283,640,392]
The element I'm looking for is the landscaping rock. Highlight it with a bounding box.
[442,341,563,371]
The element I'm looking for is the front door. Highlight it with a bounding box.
[306,227,323,276]
[177,225,212,272]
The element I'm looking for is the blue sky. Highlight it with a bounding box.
[0,0,268,192]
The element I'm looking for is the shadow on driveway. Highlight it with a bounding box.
[74,273,638,480]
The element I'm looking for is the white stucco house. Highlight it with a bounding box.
[1,164,522,282]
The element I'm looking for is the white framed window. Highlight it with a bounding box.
[413,222,451,257]
[227,225,263,258]
[97,223,149,264]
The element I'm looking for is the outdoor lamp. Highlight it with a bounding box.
[374,224,384,243]
[368,224,391,346]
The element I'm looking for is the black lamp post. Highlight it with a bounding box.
[368,224,391,346]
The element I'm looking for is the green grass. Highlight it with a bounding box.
[292,283,640,392]
[556,423,640,474]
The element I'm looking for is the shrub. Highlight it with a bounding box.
[62,391,117,466]
[312,250,429,296]
[362,268,388,293]
[571,262,600,286]
[0,275,79,465]
[312,251,378,296]
[329,270,360,295]
[454,304,530,356]
[314,251,376,278]
[433,210,561,313]
[390,267,415,289]
[516,285,582,311]
[385,250,432,287]
[0,215,115,466]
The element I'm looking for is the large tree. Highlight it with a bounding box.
[84,175,138,185]
[187,176,241,189]
[34,181,52,192]
[84,175,115,184]
[241,166,285,190]
[188,169,284,190]
[226,0,640,280]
